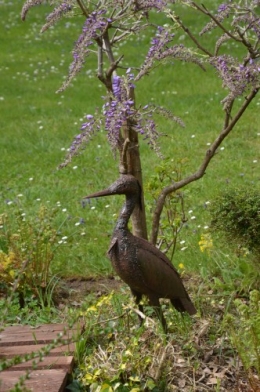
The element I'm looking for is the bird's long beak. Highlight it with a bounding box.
[83,187,112,199]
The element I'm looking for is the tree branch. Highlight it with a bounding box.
[173,15,213,57]
[76,0,88,17]
[150,87,259,245]
[192,2,242,43]
[97,45,104,82]
[103,30,116,64]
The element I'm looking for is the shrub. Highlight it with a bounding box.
[209,187,260,260]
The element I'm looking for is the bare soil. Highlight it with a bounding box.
[56,275,122,306]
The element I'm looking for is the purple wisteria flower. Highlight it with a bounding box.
[104,73,184,155]
[41,2,72,33]
[61,66,185,166]
[136,26,174,79]
[232,11,260,41]
[112,75,123,101]
[58,8,110,92]
[21,0,44,21]
[103,74,135,149]
[210,55,260,107]
[136,26,204,80]
[133,0,169,12]
[200,4,231,36]
[60,114,101,168]
[218,4,228,13]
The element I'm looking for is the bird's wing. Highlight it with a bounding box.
[135,237,190,300]
[108,237,118,254]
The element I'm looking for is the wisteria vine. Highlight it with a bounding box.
[20,0,260,165]
[21,0,260,242]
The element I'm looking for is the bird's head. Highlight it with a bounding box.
[84,175,142,209]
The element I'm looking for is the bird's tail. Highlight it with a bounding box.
[171,297,196,315]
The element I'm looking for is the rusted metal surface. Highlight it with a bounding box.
[85,174,196,333]
[0,323,83,391]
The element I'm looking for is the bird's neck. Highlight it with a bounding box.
[115,194,138,231]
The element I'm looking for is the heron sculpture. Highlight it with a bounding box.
[85,174,196,333]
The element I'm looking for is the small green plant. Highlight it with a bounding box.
[146,158,188,257]
[209,187,260,261]
[224,290,260,389]
[0,206,56,290]
[0,203,75,309]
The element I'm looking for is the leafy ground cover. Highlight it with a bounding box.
[0,1,260,391]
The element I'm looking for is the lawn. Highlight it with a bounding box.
[0,1,260,391]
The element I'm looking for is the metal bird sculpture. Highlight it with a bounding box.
[84,174,196,333]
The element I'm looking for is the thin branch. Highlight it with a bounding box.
[106,55,124,79]
[173,15,213,57]
[103,30,116,64]
[223,99,234,129]
[76,0,88,17]
[192,2,242,43]
[97,45,104,81]
[235,27,255,55]
[150,87,259,245]
[254,38,260,52]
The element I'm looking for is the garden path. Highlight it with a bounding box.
[0,323,83,392]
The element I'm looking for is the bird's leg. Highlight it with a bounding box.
[148,295,168,334]
[131,289,144,327]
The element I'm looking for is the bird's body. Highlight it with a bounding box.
[85,174,196,332]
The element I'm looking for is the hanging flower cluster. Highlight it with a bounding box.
[103,75,135,150]
[41,2,73,33]
[58,8,110,92]
[210,55,260,107]
[136,26,204,81]
[199,4,231,36]
[59,114,101,168]
[133,0,170,12]
[21,0,259,173]
[200,0,260,40]
[21,0,45,21]
[60,69,184,166]
[102,72,164,154]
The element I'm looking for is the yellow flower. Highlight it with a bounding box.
[199,233,213,254]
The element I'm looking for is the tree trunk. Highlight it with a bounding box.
[120,86,148,240]
[123,127,148,240]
